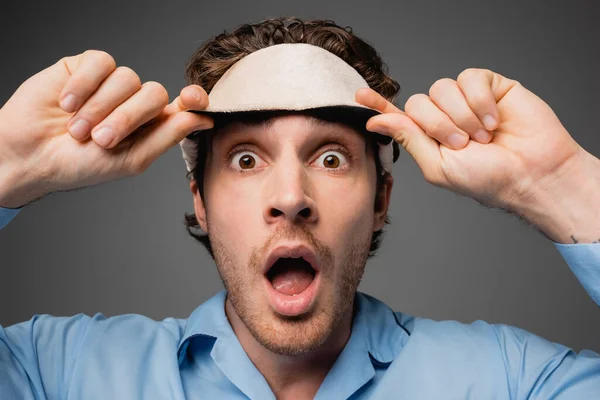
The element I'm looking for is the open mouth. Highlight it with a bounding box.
[262,244,321,316]
[266,257,317,296]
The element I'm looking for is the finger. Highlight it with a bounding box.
[404,94,471,150]
[456,68,517,131]
[163,85,209,116]
[428,78,492,144]
[67,66,142,141]
[90,81,169,148]
[355,87,405,114]
[59,50,117,113]
[125,111,214,174]
[366,112,443,184]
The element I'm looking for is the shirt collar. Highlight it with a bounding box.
[312,292,411,398]
[352,291,411,365]
[177,290,229,364]
[178,290,410,366]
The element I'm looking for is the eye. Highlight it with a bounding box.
[230,150,266,171]
[314,150,348,169]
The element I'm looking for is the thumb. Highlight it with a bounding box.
[163,84,210,116]
[128,86,213,172]
[356,88,441,180]
[367,113,441,178]
[128,109,214,173]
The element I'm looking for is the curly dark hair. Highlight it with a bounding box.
[183,17,401,259]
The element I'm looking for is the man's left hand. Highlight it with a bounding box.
[356,68,600,244]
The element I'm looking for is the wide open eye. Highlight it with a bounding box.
[231,151,266,171]
[314,151,348,169]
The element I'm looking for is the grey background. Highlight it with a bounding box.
[0,0,598,353]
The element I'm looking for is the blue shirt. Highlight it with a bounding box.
[1,206,599,399]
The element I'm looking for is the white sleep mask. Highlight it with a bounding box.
[180,43,399,174]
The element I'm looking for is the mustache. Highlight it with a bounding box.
[250,225,334,270]
[266,224,316,247]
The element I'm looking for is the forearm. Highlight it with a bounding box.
[509,149,600,244]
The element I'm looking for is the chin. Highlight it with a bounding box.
[231,281,355,357]
[247,305,339,356]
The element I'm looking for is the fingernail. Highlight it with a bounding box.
[68,119,90,140]
[482,114,497,131]
[447,132,468,149]
[92,126,113,147]
[60,94,78,113]
[190,87,203,102]
[473,129,491,143]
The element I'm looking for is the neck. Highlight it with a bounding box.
[225,297,354,400]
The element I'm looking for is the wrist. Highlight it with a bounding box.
[509,148,600,244]
[0,159,25,208]
[0,158,50,209]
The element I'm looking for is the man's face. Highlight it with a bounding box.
[192,114,391,355]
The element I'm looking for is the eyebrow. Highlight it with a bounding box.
[223,117,366,151]
[212,112,371,154]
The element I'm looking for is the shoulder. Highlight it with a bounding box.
[356,293,517,394]
[399,312,569,359]
[3,312,187,350]
[399,313,502,345]
[356,292,508,364]
[395,309,540,361]
[77,312,186,346]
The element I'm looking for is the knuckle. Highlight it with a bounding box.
[114,66,142,89]
[404,93,427,113]
[457,67,477,80]
[81,102,106,121]
[59,55,77,69]
[457,68,485,84]
[67,75,87,93]
[143,81,169,106]
[468,93,490,109]
[85,49,116,71]
[431,120,447,134]
[457,115,478,130]
[429,78,455,98]
[108,109,132,131]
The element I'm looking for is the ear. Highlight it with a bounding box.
[190,179,208,232]
[373,174,393,232]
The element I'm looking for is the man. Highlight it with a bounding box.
[0,16,598,399]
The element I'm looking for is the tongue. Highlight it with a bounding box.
[271,260,314,296]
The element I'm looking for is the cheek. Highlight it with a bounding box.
[205,173,264,251]
[313,173,376,243]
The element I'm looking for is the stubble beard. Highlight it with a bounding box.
[209,223,372,356]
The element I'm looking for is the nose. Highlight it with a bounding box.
[263,163,319,226]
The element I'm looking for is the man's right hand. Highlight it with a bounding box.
[0,50,213,209]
